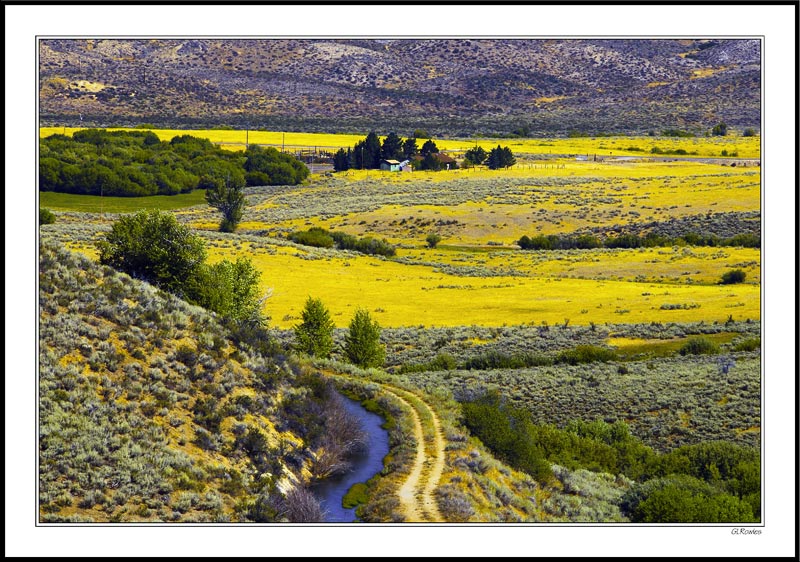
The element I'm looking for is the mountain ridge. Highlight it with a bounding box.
[39,38,760,135]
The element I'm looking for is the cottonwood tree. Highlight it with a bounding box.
[188,257,265,323]
[205,175,247,232]
[97,209,206,296]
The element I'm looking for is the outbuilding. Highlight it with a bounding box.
[380,159,402,172]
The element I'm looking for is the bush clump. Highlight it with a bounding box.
[555,345,618,365]
[289,227,396,257]
[679,336,720,356]
[721,269,747,284]
[40,207,56,225]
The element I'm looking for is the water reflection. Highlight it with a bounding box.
[311,394,390,522]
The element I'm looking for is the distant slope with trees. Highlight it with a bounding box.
[39,130,309,197]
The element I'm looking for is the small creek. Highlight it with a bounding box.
[311,394,390,523]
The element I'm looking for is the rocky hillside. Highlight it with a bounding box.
[39,38,760,136]
[38,239,361,523]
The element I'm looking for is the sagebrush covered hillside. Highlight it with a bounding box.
[39,38,760,135]
[38,239,356,522]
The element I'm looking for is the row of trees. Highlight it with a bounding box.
[462,145,516,169]
[294,297,386,369]
[517,231,760,251]
[333,131,441,172]
[39,130,308,197]
[332,133,517,172]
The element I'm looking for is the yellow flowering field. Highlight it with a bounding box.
[43,130,760,330]
[39,127,760,158]
[232,160,759,246]
[202,243,759,329]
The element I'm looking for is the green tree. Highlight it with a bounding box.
[426,233,442,248]
[206,176,247,232]
[402,137,419,160]
[463,146,487,167]
[486,145,516,169]
[711,121,728,136]
[188,257,265,323]
[294,297,336,358]
[363,132,382,169]
[380,132,404,161]
[420,139,439,157]
[417,152,444,171]
[344,309,385,368]
[743,128,757,137]
[333,148,351,172]
[97,210,206,296]
[40,208,56,225]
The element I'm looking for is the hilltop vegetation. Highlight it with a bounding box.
[38,239,369,522]
[39,39,760,135]
[40,129,308,197]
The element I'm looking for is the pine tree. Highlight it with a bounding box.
[333,148,351,172]
[363,132,382,169]
[381,132,404,161]
[344,309,385,368]
[420,139,439,157]
[294,297,336,358]
[402,137,419,159]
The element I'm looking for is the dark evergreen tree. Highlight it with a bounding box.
[463,146,487,167]
[380,132,404,161]
[352,140,366,170]
[420,139,439,157]
[363,131,382,169]
[402,137,419,160]
[333,148,351,172]
[486,145,516,169]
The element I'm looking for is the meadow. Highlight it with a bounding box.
[41,139,761,330]
[38,129,762,523]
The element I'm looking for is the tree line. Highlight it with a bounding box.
[333,131,516,172]
[39,129,308,197]
[517,231,760,251]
